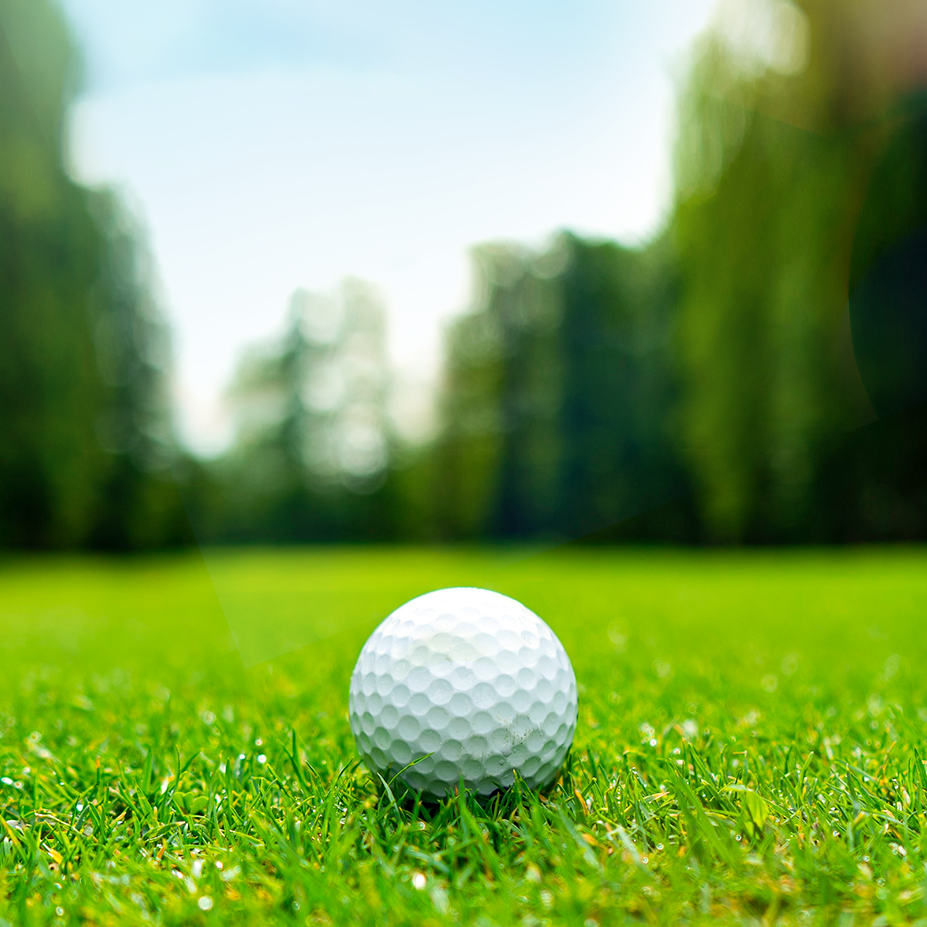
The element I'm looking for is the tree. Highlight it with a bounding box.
[0,0,185,549]
[215,280,392,541]
[433,233,685,541]
[671,0,881,541]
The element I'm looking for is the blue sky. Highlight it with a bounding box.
[60,0,718,452]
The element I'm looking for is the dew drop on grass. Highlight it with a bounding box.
[257,755,267,765]
[198,896,214,911]
[411,872,426,890]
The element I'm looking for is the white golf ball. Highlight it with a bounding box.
[348,587,578,799]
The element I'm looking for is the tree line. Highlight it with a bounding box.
[2,0,925,549]
[0,0,186,549]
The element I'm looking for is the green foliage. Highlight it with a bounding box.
[0,0,186,550]
[0,0,79,146]
[201,1,924,547]
[0,1,101,547]
[433,233,686,542]
[434,244,519,539]
[200,283,393,544]
[669,7,915,542]
[3,0,926,550]
[2,548,927,924]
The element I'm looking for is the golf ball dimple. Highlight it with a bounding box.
[348,587,578,799]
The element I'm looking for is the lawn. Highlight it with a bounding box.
[2,546,927,925]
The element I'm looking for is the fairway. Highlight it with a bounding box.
[2,547,927,925]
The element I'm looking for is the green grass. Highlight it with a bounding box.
[2,546,927,926]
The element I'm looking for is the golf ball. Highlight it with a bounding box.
[348,587,578,799]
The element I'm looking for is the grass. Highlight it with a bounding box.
[1,546,927,926]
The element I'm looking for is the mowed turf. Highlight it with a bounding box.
[1,547,927,926]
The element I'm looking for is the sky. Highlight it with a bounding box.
[60,0,719,454]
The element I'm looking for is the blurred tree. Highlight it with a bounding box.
[848,91,927,419]
[431,0,927,547]
[671,0,882,542]
[1,1,98,546]
[433,233,686,542]
[433,245,514,540]
[9,0,922,549]
[215,280,392,541]
[555,234,685,540]
[86,191,188,550]
[0,0,186,549]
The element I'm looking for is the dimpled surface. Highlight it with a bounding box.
[348,587,578,799]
